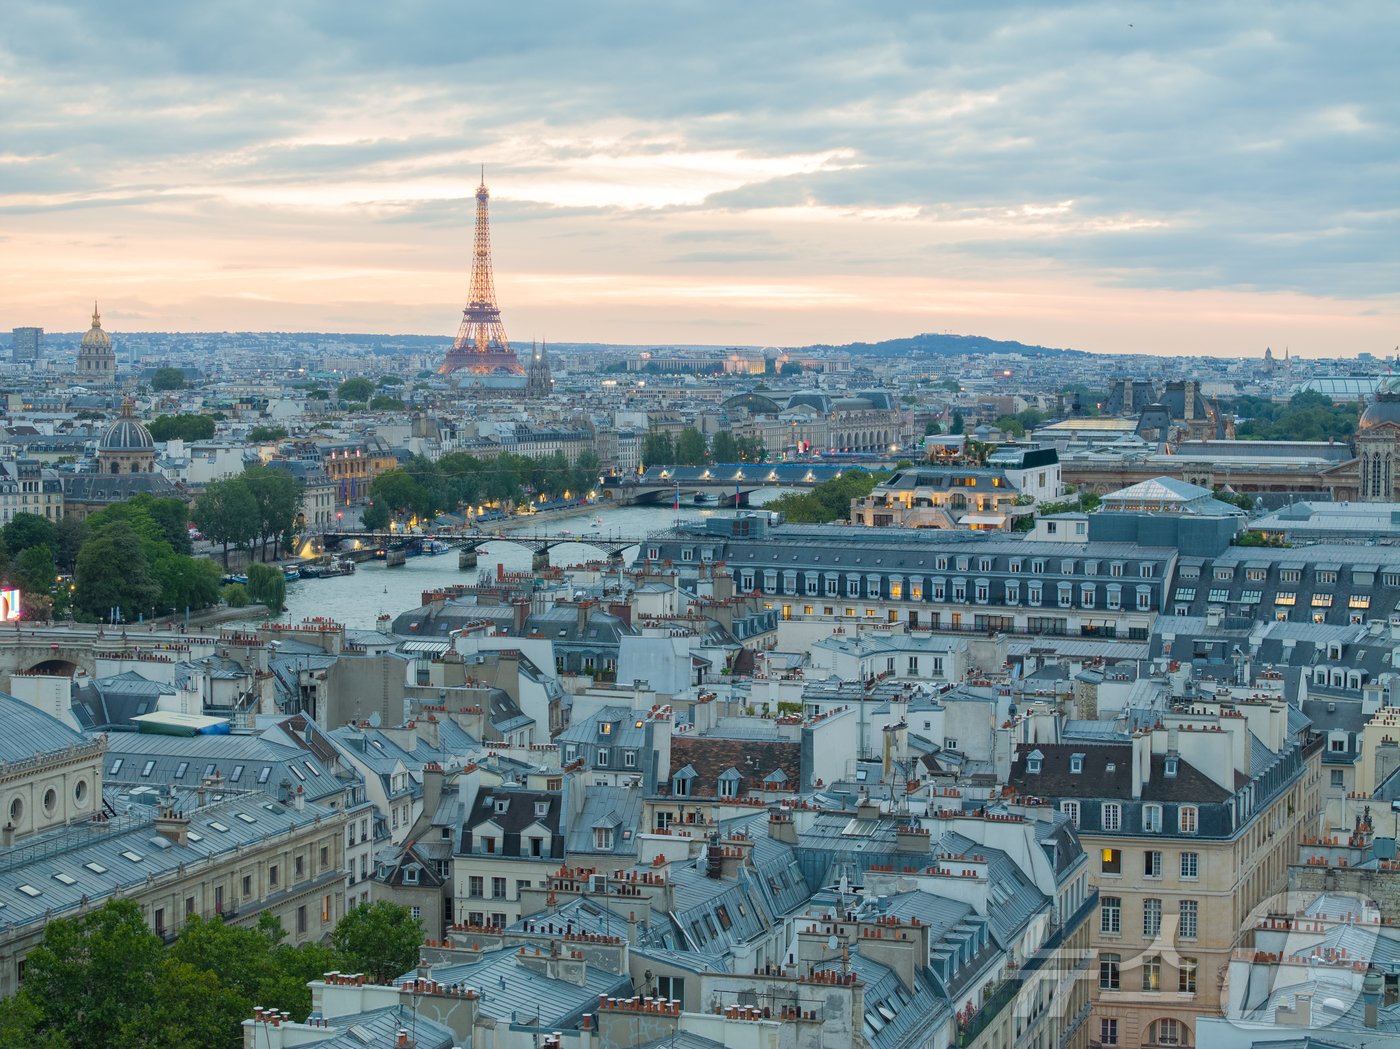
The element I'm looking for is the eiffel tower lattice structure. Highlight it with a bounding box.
[439,172,523,375]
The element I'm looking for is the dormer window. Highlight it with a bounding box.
[534,801,549,817]
[599,722,613,736]
[494,799,509,815]
[404,866,419,885]
[718,768,741,799]
[1026,750,1044,775]
[1164,756,1179,778]
[1069,753,1084,774]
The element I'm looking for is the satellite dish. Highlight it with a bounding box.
[827,934,840,950]
[368,711,382,728]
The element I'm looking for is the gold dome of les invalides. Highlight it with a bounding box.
[80,302,112,351]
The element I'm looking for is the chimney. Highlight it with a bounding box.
[1131,731,1151,800]
[767,808,799,845]
[421,763,445,827]
[154,799,191,848]
[292,784,305,811]
[1363,968,1383,1028]
[1,822,12,847]
[577,601,591,634]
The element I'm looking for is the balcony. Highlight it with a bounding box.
[957,975,1018,1047]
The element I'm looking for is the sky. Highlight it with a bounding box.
[1,1,1396,356]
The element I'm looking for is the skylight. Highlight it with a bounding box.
[121,850,144,863]
[84,862,108,874]
[209,821,230,832]
[236,813,256,824]
[17,884,41,897]
[52,873,77,886]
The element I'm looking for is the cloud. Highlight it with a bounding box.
[0,1,1396,353]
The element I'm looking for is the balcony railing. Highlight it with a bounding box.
[958,975,1019,1046]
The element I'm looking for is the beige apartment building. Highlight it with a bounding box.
[1008,700,1322,1048]
[0,697,349,995]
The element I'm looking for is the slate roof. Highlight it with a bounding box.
[412,944,630,1027]
[1007,742,1231,803]
[0,692,90,762]
[297,1006,455,1049]
[71,671,180,729]
[665,736,802,798]
[100,731,349,805]
[462,787,563,859]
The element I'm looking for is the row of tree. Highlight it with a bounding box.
[362,449,605,528]
[641,428,766,466]
[191,467,303,567]
[0,493,223,623]
[1232,390,1358,442]
[0,899,423,1049]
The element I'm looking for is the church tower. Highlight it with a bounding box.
[526,340,553,399]
[76,302,117,385]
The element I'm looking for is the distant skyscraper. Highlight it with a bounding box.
[11,327,43,363]
[526,340,553,399]
[438,173,523,376]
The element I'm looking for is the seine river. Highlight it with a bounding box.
[268,490,793,630]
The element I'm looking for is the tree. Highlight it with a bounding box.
[247,425,288,442]
[642,430,674,466]
[766,471,884,523]
[2,511,57,557]
[246,562,287,611]
[121,958,247,1049]
[150,367,186,391]
[21,899,163,1049]
[0,992,69,1049]
[15,543,56,596]
[192,478,260,569]
[74,521,163,621]
[376,375,404,387]
[711,431,739,463]
[949,411,965,435]
[571,449,603,493]
[360,500,390,530]
[369,469,432,521]
[675,428,708,465]
[54,516,87,573]
[141,494,193,555]
[337,377,375,403]
[370,394,405,411]
[149,414,216,442]
[779,361,803,376]
[330,902,424,985]
[735,436,766,462]
[154,554,222,614]
[307,387,330,400]
[242,467,301,561]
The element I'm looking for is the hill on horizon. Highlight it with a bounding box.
[799,332,1085,358]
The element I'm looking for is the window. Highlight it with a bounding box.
[1102,803,1122,831]
[491,877,507,899]
[1152,1019,1183,1046]
[1099,953,1121,989]
[1102,848,1122,875]
[1144,850,1162,879]
[596,747,609,767]
[1143,804,1163,832]
[174,761,188,779]
[109,759,123,775]
[1101,896,1121,934]
[1060,800,1080,827]
[1178,807,1198,834]
[1180,900,1198,939]
[656,975,685,1003]
[624,750,637,768]
[469,876,483,898]
[1142,954,1161,991]
[269,864,279,887]
[1180,852,1199,879]
[1143,898,1162,937]
[1069,753,1084,774]
[297,906,308,935]
[1099,1018,1119,1045]
[323,895,332,924]
[294,856,305,880]
[242,874,252,897]
[594,826,615,850]
[1179,957,1198,993]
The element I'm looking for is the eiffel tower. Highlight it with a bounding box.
[439,172,523,375]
